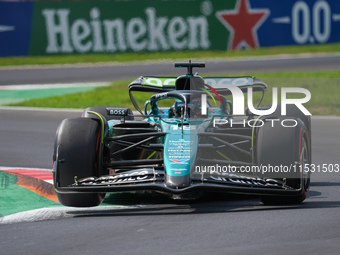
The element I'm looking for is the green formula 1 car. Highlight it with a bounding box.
[53,62,311,207]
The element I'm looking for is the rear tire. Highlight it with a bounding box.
[257,117,311,205]
[53,118,105,207]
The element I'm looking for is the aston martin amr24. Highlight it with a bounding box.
[53,62,311,206]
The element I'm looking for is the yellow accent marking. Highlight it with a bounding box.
[147,151,156,159]
[88,111,104,143]
[216,150,232,161]
[201,88,217,106]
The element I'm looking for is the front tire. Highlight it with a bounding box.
[53,118,105,207]
[257,117,311,205]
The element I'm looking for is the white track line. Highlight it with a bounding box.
[0,206,141,225]
[0,82,109,90]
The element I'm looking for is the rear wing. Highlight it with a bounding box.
[128,76,268,114]
[128,77,176,113]
[129,76,176,90]
[129,76,267,93]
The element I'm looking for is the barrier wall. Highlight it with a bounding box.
[0,2,33,57]
[1,0,340,57]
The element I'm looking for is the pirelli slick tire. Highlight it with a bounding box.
[257,117,311,205]
[53,118,105,207]
[83,106,134,121]
[261,104,311,162]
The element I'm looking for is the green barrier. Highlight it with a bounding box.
[29,0,233,55]
[28,0,340,56]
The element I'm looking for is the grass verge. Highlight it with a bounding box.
[1,43,340,67]
[7,70,340,116]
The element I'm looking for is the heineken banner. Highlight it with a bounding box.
[1,0,340,57]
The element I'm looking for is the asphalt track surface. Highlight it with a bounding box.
[1,112,340,255]
[1,54,340,85]
[1,56,340,255]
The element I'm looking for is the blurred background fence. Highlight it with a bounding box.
[1,0,340,57]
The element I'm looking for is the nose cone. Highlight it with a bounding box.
[165,175,190,189]
[163,130,198,189]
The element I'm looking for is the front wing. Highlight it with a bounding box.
[55,168,304,197]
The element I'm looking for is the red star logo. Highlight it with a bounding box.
[216,0,269,50]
